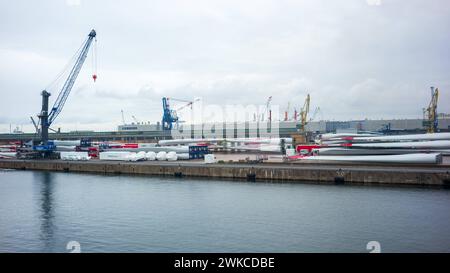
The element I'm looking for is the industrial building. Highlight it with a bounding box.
[1,117,449,144]
[306,116,450,134]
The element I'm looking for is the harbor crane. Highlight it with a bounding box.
[265,96,272,122]
[162,97,199,130]
[423,86,439,133]
[299,94,310,132]
[284,102,291,121]
[121,110,126,125]
[33,29,97,154]
[310,107,322,122]
[132,115,139,124]
[258,96,272,122]
[290,94,310,146]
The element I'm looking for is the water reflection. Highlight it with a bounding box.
[34,171,55,251]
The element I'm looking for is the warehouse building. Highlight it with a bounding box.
[306,116,450,133]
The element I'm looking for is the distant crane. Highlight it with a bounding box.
[259,96,272,122]
[290,94,310,146]
[299,94,310,132]
[309,107,322,122]
[293,108,298,121]
[33,29,97,154]
[284,102,291,121]
[162,97,198,130]
[423,86,439,133]
[121,110,126,125]
[266,96,272,122]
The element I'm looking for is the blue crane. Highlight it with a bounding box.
[35,29,97,152]
[161,97,198,130]
[161,97,179,130]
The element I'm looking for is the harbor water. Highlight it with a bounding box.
[0,169,449,253]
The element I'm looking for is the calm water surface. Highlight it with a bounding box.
[0,169,449,252]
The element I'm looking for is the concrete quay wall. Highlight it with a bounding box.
[1,160,449,187]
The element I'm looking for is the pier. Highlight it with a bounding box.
[1,159,449,187]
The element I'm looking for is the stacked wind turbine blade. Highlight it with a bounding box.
[304,132,450,164]
[303,153,442,164]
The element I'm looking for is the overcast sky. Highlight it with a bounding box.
[0,0,449,133]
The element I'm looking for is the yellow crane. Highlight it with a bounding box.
[290,94,311,145]
[423,87,439,133]
[299,94,310,132]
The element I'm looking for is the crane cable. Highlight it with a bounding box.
[92,37,97,82]
[45,37,86,92]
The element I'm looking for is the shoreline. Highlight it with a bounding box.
[1,159,449,187]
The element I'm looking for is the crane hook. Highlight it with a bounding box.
[92,37,98,83]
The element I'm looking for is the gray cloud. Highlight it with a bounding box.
[0,0,449,132]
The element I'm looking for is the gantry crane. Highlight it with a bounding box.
[423,86,439,133]
[33,29,97,153]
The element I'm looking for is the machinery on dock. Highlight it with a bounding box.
[28,29,97,157]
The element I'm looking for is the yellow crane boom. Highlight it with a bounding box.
[300,94,310,132]
[423,87,439,133]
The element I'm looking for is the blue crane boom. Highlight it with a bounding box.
[48,29,97,124]
[36,29,96,151]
